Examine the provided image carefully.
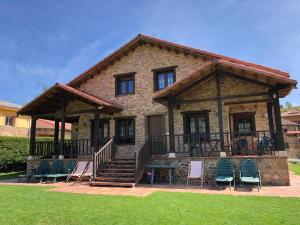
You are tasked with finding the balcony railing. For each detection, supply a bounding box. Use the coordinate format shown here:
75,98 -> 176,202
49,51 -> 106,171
149,131 -> 277,157
32,138 -> 109,159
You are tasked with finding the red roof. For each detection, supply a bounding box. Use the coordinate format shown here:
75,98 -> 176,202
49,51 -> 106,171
18,83 -> 123,115
67,34 -> 292,87
37,119 -> 71,130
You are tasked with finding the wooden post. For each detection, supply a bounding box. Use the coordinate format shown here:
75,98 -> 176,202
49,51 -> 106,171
168,98 -> 175,152
59,98 -> 66,159
272,90 -> 284,150
29,116 -> 37,157
216,73 -> 224,150
54,119 -> 59,154
267,92 -> 275,141
93,110 -> 100,152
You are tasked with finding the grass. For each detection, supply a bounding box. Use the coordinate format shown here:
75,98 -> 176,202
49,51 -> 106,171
289,163 -> 300,175
0,185 -> 299,225
0,171 -> 25,180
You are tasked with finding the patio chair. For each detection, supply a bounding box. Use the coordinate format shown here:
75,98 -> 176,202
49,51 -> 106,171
240,159 -> 262,191
78,161 -> 93,182
187,161 -> 205,188
66,160 -> 89,182
215,159 -> 235,189
32,160 -> 50,182
45,160 -> 77,183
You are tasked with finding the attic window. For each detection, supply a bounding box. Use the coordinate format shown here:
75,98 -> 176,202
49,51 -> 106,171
115,73 -> 135,96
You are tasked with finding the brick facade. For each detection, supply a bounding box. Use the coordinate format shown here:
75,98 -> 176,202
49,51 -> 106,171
63,44 -> 271,158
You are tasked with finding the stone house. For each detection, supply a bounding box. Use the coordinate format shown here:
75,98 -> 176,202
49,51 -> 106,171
18,34 -> 297,187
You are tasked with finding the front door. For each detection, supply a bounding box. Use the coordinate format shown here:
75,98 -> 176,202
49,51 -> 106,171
148,115 -> 165,153
148,115 -> 164,137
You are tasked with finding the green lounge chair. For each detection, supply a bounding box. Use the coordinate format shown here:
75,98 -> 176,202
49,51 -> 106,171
32,160 -> 50,182
215,159 -> 235,189
45,160 -> 77,183
240,159 -> 262,191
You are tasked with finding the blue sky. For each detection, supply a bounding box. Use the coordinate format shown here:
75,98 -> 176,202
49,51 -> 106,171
0,0 -> 299,106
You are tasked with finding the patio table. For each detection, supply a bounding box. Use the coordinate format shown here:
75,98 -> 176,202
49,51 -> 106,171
147,163 -> 178,185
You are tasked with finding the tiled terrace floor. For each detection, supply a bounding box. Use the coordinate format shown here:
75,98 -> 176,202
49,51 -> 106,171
1,172 -> 300,198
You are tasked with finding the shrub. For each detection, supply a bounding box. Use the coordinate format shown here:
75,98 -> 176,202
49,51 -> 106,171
0,136 -> 52,171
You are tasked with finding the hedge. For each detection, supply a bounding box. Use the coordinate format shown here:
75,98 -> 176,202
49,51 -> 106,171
0,136 -> 52,171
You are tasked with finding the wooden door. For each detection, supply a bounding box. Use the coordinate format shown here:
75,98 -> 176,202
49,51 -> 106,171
148,115 -> 164,137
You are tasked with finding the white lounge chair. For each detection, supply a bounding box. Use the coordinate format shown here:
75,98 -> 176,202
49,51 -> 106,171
78,161 -> 93,182
187,161 -> 205,188
66,161 -> 89,182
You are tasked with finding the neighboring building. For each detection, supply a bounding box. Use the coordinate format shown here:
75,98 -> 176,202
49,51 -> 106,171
18,34 -> 297,186
281,108 -> 300,125
36,119 -> 71,137
0,100 -> 30,137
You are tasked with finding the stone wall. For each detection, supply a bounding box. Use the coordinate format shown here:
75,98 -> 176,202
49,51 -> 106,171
68,44 -> 272,159
148,155 -> 290,186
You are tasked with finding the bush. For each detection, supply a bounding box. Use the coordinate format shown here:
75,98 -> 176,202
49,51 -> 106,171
0,136 -> 52,171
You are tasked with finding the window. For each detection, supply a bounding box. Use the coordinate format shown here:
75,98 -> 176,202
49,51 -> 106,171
5,116 -> 14,126
90,119 -> 110,140
153,66 -> 176,91
115,118 -> 135,144
115,73 -> 135,96
232,113 -> 256,135
183,111 -> 210,141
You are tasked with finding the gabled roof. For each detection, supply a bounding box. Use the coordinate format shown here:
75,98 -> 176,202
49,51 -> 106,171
152,59 -> 297,100
67,34 -> 292,87
18,83 -> 123,115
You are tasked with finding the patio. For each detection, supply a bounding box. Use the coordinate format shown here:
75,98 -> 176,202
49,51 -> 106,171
1,172 -> 299,198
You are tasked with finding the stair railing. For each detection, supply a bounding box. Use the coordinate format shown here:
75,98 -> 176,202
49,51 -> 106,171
93,138 -> 115,181
134,137 -> 151,184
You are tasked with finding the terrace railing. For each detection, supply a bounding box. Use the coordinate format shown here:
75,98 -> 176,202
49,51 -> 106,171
135,137 -> 151,184
93,138 -> 115,180
33,138 -> 109,159
149,131 -> 276,157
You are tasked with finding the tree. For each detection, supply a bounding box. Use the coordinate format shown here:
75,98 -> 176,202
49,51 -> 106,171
285,101 -> 292,108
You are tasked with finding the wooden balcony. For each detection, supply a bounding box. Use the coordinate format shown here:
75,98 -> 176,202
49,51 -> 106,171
149,131 -> 277,157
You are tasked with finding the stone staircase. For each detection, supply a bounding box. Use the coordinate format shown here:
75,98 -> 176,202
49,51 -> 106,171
90,158 -> 135,188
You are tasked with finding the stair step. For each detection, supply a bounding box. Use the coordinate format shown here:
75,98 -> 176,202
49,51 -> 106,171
103,168 -> 135,173
98,172 -> 135,177
90,181 -> 134,188
105,164 -> 135,169
109,160 -> 135,165
95,177 -> 135,182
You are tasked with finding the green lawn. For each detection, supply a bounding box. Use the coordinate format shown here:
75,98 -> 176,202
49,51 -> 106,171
0,171 -> 25,180
0,185 -> 299,225
289,163 -> 300,175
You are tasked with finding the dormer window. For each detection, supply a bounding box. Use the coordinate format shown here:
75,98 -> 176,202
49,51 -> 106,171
152,66 -> 176,91
115,72 -> 135,96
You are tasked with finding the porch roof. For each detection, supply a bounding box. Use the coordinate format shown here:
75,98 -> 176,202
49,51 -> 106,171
152,60 -> 297,100
18,83 -> 123,115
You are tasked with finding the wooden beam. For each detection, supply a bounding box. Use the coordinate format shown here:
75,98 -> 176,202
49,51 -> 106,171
168,98 -> 175,152
29,117 -> 37,156
34,108 -> 99,118
224,98 -> 269,105
176,92 -> 268,104
272,90 -> 284,150
216,73 -> 224,149
173,73 -> 214,98
266,93 -> 275,141
224,72 -> 276,88
59,97 -> 66,156
93,110 -> 100,152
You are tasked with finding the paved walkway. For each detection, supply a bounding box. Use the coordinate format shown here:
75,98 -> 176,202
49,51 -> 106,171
1,172 -> 300,198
